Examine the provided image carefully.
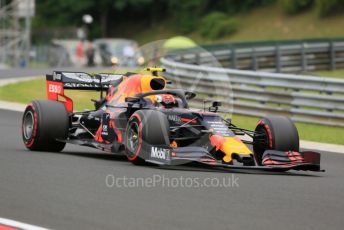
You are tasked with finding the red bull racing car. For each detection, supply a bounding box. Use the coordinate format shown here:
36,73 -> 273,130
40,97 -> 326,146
21,67 -> 322,172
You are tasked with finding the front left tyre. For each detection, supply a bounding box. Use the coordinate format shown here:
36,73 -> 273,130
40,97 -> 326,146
125,110 -> 170,165
22,100 -> 69,152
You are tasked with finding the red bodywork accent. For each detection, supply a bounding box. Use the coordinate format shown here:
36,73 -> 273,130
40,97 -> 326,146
199,157 -> 217,164
209,135 -> 225,151
0,224 -> 19,230
287,151 -> 303,162
94,109 -> 123,144
180,117 -> 197,124
94,124 -> 104,143
262,151 -> 317,167
108,75 -> 142,104
108,109 -> 123,143
302,151 -> 321,165
105,85 -> 116,101
46,80 -> 73,112
262,159 -> 280,166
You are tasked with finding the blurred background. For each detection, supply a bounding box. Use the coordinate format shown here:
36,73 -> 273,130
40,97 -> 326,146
1,0 -> 344,69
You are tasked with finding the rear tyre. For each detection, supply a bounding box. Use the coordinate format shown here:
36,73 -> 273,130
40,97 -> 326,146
125,110 -> 170,165
22,100 -> 69,152
253,116 -> 299,164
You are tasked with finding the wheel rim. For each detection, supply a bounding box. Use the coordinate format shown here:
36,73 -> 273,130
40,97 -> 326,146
23,111 -> 34,140
254,127 -> 269,150
253,126 -> 270,164
127,122 -> 140,155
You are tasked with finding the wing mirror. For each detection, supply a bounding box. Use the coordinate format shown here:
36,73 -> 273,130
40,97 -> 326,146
185,91 -> 196,100
209,101 -> 222,112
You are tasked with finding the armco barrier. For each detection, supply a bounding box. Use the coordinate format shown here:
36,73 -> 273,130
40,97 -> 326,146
170,40 -> 344,73
161,56 -> 344,127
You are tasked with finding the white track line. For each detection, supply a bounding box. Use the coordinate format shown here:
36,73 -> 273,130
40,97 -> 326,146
0,101 -> 26,112
0,76 -> 40,87
300,140 -> 344,154
0,217 -> 50,230
0,76 -> 40,112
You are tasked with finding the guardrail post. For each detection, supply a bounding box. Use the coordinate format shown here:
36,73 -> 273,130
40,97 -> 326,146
180,54 -> 185,63
330,41 -> 336,70
231,47 -> 237,69
252,48 -> 258,71
301,43 -> 307,72
325,89 -> 334,112
275,45 -> 282,73
195,53 -> 200,65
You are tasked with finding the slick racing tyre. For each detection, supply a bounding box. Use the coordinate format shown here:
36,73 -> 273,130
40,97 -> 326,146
125,110 -> 170,165
22,100 -> 69,152
253,116 -> 299,164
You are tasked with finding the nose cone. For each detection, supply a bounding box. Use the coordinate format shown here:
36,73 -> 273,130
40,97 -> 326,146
210,135 -> 252,163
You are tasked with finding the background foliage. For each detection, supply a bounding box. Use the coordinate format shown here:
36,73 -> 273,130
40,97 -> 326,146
32,0 -> 344,42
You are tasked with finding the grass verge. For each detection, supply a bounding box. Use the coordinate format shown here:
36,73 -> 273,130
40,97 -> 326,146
231,114 -> 344,145
132,4 -> 344,45
314,70 -> 344,79
1,78 -> 343,145
0,78 -> 100,112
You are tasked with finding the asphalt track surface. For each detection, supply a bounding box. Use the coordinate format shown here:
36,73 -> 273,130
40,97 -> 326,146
1,108 -> 344,230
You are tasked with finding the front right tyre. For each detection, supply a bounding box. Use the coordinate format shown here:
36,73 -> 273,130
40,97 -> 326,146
253,116 -> 299,164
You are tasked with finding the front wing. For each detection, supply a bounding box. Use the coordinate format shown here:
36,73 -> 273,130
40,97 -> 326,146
144,146 -> 323,172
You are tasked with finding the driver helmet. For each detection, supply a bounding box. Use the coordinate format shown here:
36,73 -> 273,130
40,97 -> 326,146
156,94 -> 177,108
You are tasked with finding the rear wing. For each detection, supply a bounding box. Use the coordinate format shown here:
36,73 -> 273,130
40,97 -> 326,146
46,71 -> 123,112
46,71 -> 123,90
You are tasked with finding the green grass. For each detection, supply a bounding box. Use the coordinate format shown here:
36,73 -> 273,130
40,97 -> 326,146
314,69 -> 344,79
219,4 -> 344,43
232,114 -> 344,145
1,78 -> 343,145
131,4 -> 344,45
0,78 -> 99,111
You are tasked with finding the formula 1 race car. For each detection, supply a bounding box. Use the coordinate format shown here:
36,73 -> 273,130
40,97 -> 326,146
21,67 -> 322,172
